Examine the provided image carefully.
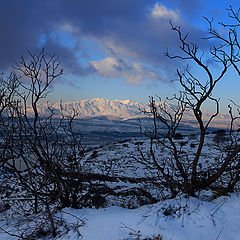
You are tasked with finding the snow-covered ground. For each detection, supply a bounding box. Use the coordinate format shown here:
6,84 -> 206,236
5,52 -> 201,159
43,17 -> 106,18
58,193 -> 240,240
1,193 -> 240,239
0,131 -> 240,239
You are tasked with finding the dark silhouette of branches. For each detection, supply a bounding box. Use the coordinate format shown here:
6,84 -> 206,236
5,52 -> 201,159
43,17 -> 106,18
138,6 -> 240,197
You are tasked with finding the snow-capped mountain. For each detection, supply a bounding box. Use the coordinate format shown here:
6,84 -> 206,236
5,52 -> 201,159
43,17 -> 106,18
29,98 -> 148,120
26,98 -> 236,128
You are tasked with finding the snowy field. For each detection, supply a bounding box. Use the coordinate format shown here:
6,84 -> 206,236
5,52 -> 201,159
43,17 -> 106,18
57,193 -> 240,240
0,131 -> 240,239
1,193 -> 240,240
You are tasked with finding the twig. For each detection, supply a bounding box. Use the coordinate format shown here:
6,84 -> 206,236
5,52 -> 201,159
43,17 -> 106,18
120,221 -> 138,233
211,197 -> 228,216
60,210 -> 85,224
0,225 -> 28,240
215,227 -> 224,240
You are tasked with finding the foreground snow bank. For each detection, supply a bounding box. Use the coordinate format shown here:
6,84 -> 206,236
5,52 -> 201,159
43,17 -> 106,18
1,193 -> 240,239
57,193 -> 240,240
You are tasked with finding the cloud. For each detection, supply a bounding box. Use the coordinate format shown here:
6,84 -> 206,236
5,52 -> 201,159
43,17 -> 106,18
0,0 -> 213,85
150,3 -> 180,22
159,0 -> 207,17
41,36 -> 95,76
91,57 -> 163,84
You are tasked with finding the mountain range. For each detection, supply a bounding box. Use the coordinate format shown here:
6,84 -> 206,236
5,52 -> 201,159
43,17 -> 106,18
27,98 -> 235,128
29,98 -> 147,120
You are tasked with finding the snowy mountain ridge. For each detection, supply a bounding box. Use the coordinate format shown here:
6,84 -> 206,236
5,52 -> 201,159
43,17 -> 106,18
28,98 -> 148,120
26,98 -> 235,128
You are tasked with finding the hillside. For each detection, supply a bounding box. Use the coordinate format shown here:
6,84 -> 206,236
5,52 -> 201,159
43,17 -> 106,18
1,133 -> 240,239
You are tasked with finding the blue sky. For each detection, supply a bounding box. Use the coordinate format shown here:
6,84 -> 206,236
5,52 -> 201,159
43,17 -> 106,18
1,0 -> 240,112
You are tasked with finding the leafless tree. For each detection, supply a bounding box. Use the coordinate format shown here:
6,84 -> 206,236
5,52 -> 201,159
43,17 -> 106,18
0,50 -> 92,236
138,6 -> 240,198
0,50 -> 157,222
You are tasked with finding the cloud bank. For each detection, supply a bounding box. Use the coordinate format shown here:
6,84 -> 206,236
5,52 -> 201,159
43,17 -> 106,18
0,0 -> 213,85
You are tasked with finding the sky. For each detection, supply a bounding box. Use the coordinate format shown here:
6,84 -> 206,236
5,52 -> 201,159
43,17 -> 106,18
1,0 -> 240,112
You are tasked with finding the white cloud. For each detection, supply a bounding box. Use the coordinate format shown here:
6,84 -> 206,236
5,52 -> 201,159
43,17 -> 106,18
91,57 -> 163,85
60,23 -> 78,33
150,3 -> 180,22
91,57 -> 119,78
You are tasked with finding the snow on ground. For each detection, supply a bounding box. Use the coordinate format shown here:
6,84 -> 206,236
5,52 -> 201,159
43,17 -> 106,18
1,193 -> 240,239
54,193 -> 240,240
1,132 -> 240,239
54,194 -> 240,240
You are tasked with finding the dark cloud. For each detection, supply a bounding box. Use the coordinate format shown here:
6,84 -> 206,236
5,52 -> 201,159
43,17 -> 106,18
42,36 -> 95,76
0,0 -> 214,83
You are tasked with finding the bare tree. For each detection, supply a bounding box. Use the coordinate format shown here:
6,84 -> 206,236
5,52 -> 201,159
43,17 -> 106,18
138,7 -> 240,198
0,49 -> 157,216
0,50 -> 92,236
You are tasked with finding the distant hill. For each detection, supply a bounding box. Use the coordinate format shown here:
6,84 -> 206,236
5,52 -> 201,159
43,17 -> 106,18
27,98 -> 148,120
26,98 -> 235,128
